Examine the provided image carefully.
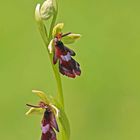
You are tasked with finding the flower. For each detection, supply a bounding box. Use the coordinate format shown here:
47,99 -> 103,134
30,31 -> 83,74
26,90 -> 59,140
49,23 -> 81,78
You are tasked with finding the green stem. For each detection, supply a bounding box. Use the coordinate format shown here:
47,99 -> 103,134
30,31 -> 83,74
48,54 -> 64,108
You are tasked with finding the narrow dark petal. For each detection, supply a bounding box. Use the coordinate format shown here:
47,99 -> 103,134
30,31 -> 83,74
61,32 -> 72,37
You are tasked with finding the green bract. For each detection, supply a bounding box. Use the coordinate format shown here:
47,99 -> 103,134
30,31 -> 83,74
52,23 -> 64,37
62,33 -> 81,44
58,108 -> 70,139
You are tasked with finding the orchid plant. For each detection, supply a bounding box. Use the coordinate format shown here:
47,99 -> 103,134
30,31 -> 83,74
26,0 -> 81,140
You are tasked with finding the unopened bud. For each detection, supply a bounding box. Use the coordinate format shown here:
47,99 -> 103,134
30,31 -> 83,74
40,0 -> 55,20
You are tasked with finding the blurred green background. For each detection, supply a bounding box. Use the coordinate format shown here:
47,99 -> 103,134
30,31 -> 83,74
0,0 -> 140,140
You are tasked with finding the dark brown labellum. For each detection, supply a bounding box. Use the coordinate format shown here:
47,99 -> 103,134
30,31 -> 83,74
53,34 -> 81,78
41,109 -> 59,140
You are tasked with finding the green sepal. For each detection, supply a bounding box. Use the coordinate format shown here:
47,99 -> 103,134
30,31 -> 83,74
48,39 -> 54,54
32,90 -> 50,104
62,33 -> 81,44
25,107 -> 44,116
52,23 -> 64,37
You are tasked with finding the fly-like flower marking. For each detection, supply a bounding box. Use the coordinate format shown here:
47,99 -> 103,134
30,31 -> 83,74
26,101 -> 59,140
41,103 -> 59,140
53,33 -> 81,78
